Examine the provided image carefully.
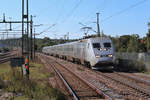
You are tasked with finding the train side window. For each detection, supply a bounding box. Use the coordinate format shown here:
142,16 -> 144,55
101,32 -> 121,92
88,43 -> 90,48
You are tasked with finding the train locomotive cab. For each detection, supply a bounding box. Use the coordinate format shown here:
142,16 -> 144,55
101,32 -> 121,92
89,37 -> 115,69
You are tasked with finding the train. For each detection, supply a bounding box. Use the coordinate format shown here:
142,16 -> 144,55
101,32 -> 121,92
42,37 -> 115,69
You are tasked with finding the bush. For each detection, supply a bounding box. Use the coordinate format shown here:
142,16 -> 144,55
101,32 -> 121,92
117,59 -> 146,72
2,47 -> 9,52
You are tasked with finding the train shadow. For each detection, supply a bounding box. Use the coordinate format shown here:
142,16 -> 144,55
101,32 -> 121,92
96,69 -> 114,73
93,63 -> 144,73
95,68 -> 140,73
92,66 -> 114,73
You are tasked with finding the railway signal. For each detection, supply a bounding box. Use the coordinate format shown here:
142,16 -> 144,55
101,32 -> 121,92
25,56 -> 30,79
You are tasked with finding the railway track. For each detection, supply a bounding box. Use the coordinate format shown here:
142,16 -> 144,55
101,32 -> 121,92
95,71 -> 150,100
0,52 -> 16,64
122,72 -> 150,83
39,55 -> 72,100
113,72 -> 150,88
40,54 -> 113,100
40,53 -> 150,100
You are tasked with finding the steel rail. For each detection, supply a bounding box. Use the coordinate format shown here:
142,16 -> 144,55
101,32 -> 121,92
0,54 -> 16,63
114,72 -> 150,86
52,64 -> 79,100
41,54 -> 113,100
43,56 -> 79,100
40,53 -> 150,99
0,50 -> 17,56
55,60 -> 113,100
96,71 -> 150,98
0,52 -> 11,56
0,54 -> 15,58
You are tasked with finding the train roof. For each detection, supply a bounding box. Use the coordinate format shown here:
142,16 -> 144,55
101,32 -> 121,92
43,37 -> 112,48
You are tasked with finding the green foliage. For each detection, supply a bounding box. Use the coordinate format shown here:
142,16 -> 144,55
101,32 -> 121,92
112,34 -> 148,52
127,34 -> 139,52
138,39 -> 147,52
2,47 -> 10,52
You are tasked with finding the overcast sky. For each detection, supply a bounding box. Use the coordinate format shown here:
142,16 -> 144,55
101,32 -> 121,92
0,0 -> 150,39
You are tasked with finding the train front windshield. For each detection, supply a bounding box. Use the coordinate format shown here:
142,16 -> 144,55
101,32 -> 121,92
103,43 -> 111,48
93,43 -> 101,48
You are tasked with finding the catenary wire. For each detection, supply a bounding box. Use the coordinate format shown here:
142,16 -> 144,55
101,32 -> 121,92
101,0 -> 149,23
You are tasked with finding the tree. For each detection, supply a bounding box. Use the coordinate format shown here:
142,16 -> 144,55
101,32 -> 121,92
118,35 -> 131,52
127,34 -> 139,52
138,38 -> 147,52
42,37 -> 50,43
112,36 -> 120,52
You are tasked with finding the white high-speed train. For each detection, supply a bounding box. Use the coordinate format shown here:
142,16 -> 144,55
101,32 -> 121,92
42,37 -> 115,69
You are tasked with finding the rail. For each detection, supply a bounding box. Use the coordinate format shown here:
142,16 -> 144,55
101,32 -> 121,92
54,58 -> 113,100
0,52 -> 17,64
114,72 -> 150,86
41,54 -> 113,100
52,64 -> 79,100
41,55 -> 79,100
96,71 -> 150,99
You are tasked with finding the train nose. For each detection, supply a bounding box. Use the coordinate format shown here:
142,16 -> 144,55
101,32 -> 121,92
95,54 -> 114,62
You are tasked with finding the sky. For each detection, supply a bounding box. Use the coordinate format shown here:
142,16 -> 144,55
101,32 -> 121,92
0,0 -> 150,39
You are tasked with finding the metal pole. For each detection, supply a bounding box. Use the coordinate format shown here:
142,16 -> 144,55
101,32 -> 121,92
30,15 -> 33,60
34,28 -> 35,59
21,0 -> 24,77
96,13 -> 100,37
22,0 -> 24,56
26,0 -> 29,59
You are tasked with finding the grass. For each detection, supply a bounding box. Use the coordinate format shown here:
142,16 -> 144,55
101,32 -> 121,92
30,61 -> 48,79
143,71 -> 150,75
14,96 -> 29,100
0,60 -> 67,100
0,62 -> 11,75
29,61 -> 55,81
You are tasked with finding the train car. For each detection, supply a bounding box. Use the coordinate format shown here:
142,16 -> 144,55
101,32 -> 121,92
42,37 -> 115,69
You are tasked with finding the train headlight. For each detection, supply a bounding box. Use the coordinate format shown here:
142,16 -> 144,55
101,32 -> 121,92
95,55 -> 100,58
104,48 -> 107,51
108,54 -> 113,58
99,48 -> 102,51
